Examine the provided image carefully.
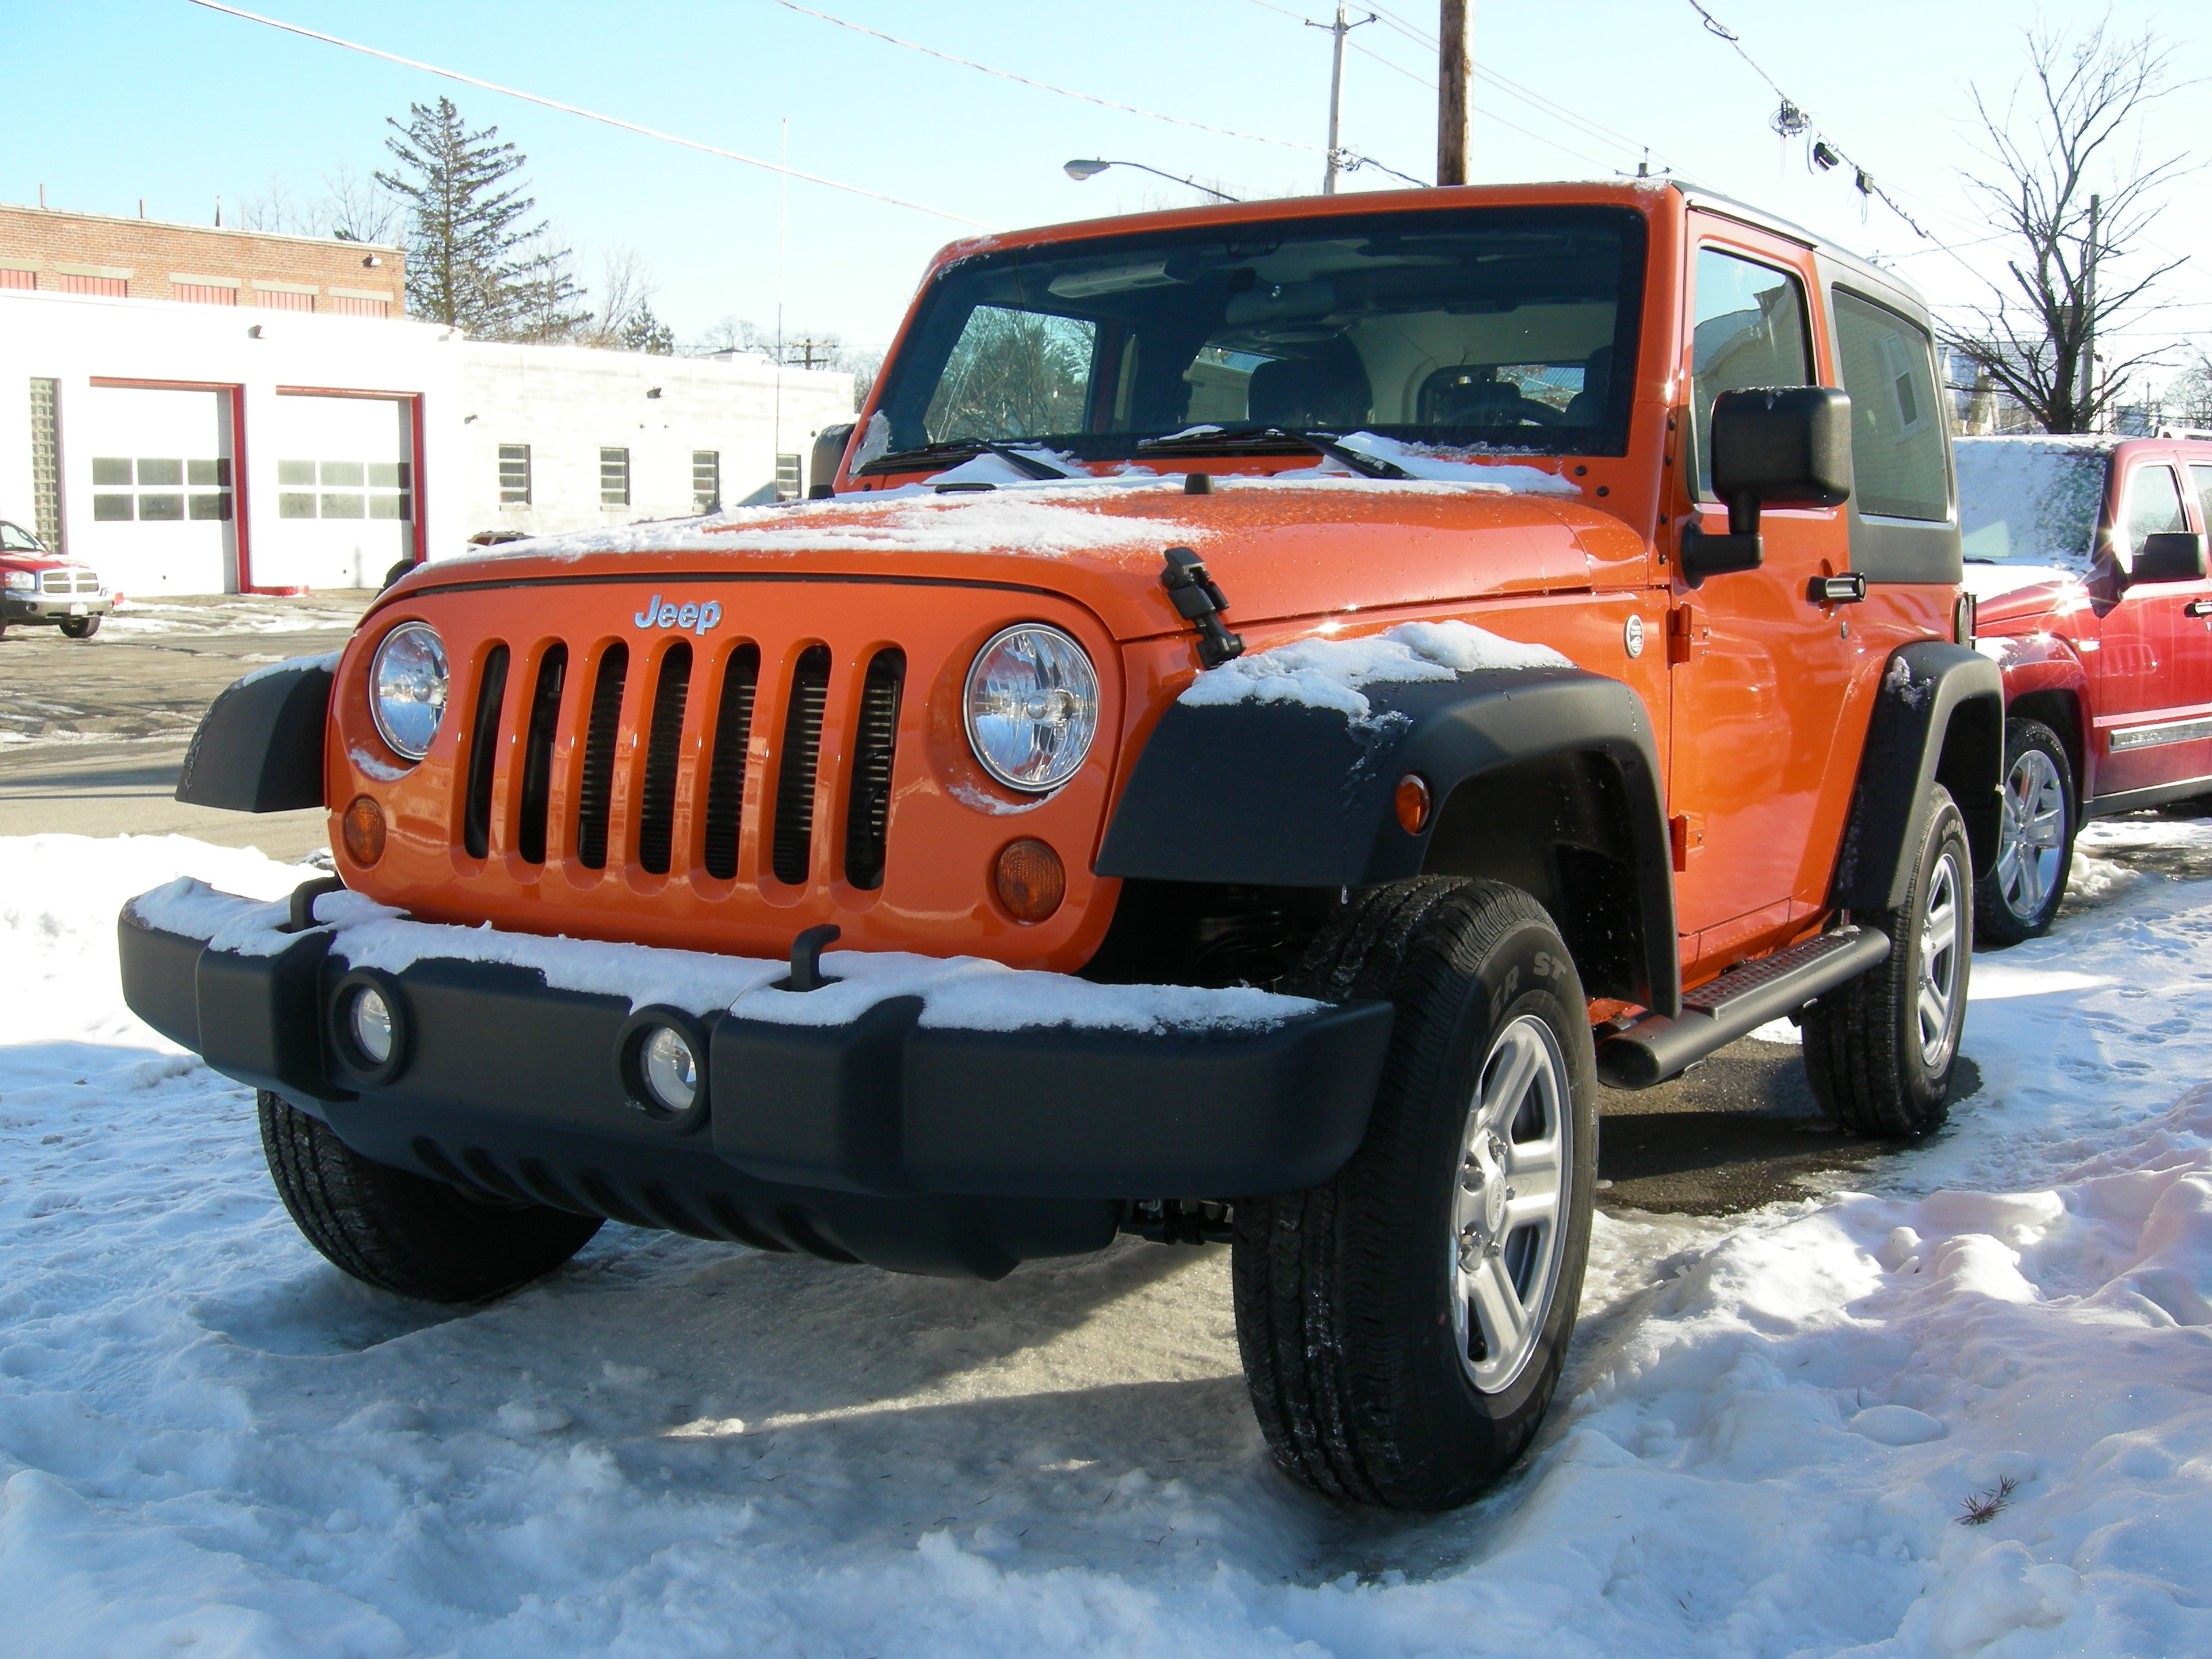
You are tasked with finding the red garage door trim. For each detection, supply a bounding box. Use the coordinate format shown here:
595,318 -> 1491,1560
274,387 -> 428,570
85,377 -> 260,593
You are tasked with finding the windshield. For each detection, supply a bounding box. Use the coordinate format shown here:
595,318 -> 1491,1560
867,204 -> 1646,470
0,520 -> 43,553
1954,440 -> 2108,571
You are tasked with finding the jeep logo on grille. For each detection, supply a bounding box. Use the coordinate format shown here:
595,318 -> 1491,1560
633,594 -> 722,636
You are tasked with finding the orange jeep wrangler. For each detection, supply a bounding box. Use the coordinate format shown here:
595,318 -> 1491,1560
121,181 -> 1999,1511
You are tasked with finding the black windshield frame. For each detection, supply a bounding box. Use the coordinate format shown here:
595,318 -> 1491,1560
868,203 -> 1648,470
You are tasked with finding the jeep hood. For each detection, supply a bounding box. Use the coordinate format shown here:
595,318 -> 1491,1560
400,477 -> 1647,640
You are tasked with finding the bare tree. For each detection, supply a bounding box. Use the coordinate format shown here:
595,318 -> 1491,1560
1939,18 -> 2191,434
2169,358 -> 2212,430
321,160 -> 400,245
234,173 -> 306,234
685,317 -> 884,408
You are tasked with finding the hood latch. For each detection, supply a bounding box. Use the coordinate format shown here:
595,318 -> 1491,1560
1160,546 -> 1244,670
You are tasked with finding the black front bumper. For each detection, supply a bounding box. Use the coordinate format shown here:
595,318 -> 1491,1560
119,889 -> 1393,1278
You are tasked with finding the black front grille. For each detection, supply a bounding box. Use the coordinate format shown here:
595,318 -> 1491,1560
516,645 -> 567,865
574,644 -> 629,869
636,644 -> 692,876
700,644 -> 760,881
771,647 -> 832,884
462,644 -> 510,860
844,649 -> 905,890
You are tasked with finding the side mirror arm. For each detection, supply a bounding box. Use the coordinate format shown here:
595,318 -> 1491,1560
1679,491 -> 1764,590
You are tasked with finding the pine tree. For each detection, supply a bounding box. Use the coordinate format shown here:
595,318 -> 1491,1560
619,303 -> 675,355
375,97 -> 571,338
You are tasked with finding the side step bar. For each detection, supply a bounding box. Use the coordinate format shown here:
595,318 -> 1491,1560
1595,926 -> 1891,1090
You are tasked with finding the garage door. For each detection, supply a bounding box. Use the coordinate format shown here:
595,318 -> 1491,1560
256,392 -> 415,592
75,384 -> 237,597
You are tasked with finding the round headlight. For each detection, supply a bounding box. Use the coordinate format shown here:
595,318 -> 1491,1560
370,621 -> 448,761
963,624 -> 1099,792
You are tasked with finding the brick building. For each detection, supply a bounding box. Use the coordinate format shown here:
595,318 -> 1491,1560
0,203 -> 403,319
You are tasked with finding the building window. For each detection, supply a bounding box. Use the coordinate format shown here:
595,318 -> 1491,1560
173,283 -> 238,306
498,445 -> 531,506
2,268 -> 38,292
775,453 -> 802,501
600,447 -> 630,507
91,456 -> 232,524
692,450 -> 720,514
276,458 -> 406,520
326,295 -> 390,319
58,274 -> 127,297
256,289 -> 316,312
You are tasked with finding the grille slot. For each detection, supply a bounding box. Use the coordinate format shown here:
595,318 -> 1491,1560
844,649 -> 905,890
516,645 -> 567,865
636,644 -> 692,874
575,643 -> 629,869
700,644 -> 760,880
771,646 -> 832,884
462,644 -> 510,859
41,571 -> 68,594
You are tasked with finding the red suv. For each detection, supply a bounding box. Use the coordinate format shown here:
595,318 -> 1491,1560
0,519 -> 115,640
1960,434 -> 2212,941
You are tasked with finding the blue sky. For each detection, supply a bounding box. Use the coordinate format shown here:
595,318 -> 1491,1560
5,1 -> 2204,375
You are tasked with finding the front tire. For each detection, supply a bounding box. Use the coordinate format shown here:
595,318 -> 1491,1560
259,1090 -> 602,1303
1232,879 -> 1597,1511
1974,716 -> 2074,945
1804,787 -> 1972,1136
58,615 -> 100,638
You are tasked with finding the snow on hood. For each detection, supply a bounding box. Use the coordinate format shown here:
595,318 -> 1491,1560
126,878 -> 1318,1035
1180,618 -> 1572,724
235,650 -> 340,688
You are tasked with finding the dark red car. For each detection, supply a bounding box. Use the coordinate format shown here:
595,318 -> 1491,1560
0,519 -> 115,639
1960,434 -> 2212,941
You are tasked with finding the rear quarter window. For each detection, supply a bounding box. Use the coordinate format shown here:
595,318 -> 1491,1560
1832,289 -> 1947,522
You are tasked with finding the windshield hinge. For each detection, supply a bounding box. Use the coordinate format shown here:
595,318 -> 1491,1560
1160,546 -> 1245,670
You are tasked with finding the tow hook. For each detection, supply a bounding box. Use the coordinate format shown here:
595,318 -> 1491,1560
1160,546 -> 1245,669
781,924 -> 842,992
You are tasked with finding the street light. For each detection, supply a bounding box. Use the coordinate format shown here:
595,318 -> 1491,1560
1063,159 -> 1240,203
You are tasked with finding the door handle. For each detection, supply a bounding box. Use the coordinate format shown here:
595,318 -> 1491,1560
1807,573 -> 1868,605
2188,600 -> 2212,617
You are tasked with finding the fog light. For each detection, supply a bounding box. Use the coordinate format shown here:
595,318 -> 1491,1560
994,838 -> 1065,923
349,985 -> 394,1065
1394,773 -> 1433,834
342,795 -> 386,865
639,1024 -> 699,1113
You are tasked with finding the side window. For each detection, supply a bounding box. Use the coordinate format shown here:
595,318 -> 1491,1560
2191,465 -> 2212,536
2121,465 -> 2187,562
924,305 -> 1096,443
1832,289 -> 1948,523
1689,248 -> 1813,499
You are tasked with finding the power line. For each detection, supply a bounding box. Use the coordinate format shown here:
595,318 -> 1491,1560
181,0 -> 996,228
775,0 -> 1323,152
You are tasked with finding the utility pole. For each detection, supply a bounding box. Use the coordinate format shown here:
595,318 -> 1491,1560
1438,0 -> 1473,186
1308,6 -> 1374,194
2081,192 -> 2100,434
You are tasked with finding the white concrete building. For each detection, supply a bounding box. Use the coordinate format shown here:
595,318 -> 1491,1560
0,287 -> 851,597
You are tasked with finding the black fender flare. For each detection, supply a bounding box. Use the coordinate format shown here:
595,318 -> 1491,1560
1097,667 -> 1679,1015
174,658 -> 334,813
1830,640 -> 2003,912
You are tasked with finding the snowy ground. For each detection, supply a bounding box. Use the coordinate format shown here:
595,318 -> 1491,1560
3,821 -> 2211,1657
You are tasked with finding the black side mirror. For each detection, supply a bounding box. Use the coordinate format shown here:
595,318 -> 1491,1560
2131,531 -> 2209,584
1680,386 -> 1854,588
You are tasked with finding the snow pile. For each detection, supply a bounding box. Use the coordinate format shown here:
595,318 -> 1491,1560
129,877 -> 1319,1034
102,595 -> 368,636
1956,436 -> 2110,571
5,821 -> 2212,1654
1181,617 -> 1572,723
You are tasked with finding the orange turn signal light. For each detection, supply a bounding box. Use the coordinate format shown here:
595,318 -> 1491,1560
1394,773 -> 1433,834
342,795 -> 387,866
994,838 -> 1065,924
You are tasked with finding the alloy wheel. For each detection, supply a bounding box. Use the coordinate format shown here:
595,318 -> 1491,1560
1450,1014 -> 1573,1393
1993,747 -> 2066,923
1916,849 -> 1965,1069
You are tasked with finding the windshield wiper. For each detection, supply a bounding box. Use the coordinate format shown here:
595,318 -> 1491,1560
1136,426 -> 1413,480
855,438 -> 1078,480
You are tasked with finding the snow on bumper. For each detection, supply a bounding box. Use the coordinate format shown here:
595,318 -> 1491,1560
118,878 -> 1393,1210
